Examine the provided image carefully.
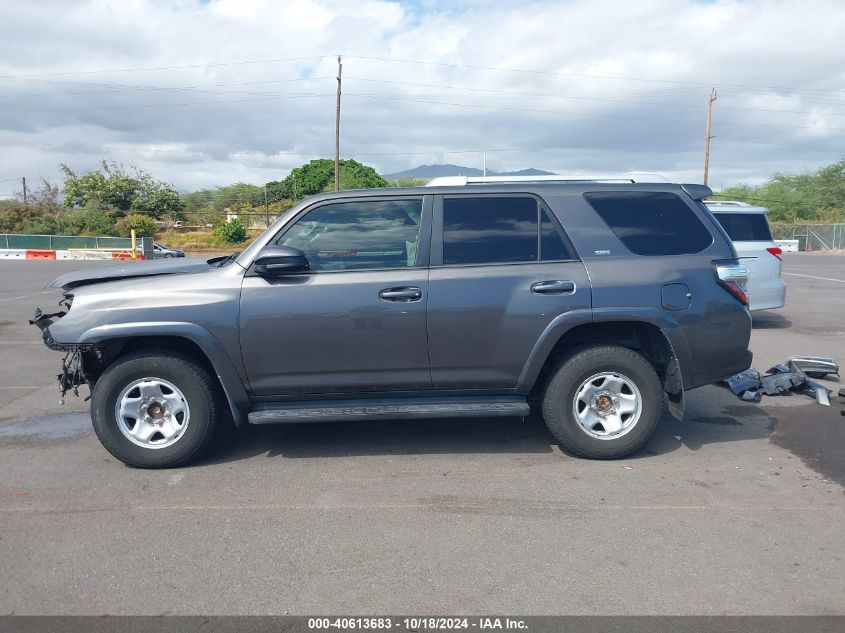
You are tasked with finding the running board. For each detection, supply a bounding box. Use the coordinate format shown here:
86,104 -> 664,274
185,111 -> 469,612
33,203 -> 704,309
247,397 -> 530,425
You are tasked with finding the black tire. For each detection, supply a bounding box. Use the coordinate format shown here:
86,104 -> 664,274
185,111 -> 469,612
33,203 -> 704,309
164,253 -> 174,258
541,345 -> 663,459
90,350 -> 220,468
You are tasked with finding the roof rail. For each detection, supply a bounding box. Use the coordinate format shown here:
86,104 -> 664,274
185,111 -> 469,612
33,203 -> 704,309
425,172 -> 670,187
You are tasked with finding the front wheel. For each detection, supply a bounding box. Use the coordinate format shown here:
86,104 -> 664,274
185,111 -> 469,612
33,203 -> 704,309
90,350 -> 220,468
541,345 -> 663,459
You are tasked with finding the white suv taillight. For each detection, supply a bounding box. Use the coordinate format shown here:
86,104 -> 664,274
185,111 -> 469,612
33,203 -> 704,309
715,263 -> 749,306
767,246 -> 783,260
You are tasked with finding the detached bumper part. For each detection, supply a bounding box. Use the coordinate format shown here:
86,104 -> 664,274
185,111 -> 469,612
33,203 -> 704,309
723,356 -> 835,406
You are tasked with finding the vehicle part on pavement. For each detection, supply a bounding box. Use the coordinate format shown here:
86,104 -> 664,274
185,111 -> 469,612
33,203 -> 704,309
785,355 -> 839,379
725,368 -> 761,397
33,179 -> 754,467
723,357 -> 835,406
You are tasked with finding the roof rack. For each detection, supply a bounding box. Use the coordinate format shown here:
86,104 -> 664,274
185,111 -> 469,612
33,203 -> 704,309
425,172 -> 670,187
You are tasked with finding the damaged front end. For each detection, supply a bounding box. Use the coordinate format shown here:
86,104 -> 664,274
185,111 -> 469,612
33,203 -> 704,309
30,297 -> 95,403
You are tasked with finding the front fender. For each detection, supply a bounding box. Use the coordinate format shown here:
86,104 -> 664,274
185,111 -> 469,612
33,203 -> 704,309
78,322 -> 250,425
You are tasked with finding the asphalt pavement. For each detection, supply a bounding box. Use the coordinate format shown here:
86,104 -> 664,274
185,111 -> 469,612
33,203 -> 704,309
0,253 -> 843,615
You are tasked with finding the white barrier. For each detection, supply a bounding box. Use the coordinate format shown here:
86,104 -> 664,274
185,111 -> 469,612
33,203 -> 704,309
776,239 -> 799,253
0,248 -> 145,261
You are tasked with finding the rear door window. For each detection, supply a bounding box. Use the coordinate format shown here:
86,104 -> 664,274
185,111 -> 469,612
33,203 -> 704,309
441,196 -> 576,265
583,191 -> 713,256
712,213 -> 773,242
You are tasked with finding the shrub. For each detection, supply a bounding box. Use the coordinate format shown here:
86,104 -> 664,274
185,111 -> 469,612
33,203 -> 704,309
116,213 -> 158,237
213,217 -> 247,245
54,208 -> 118,236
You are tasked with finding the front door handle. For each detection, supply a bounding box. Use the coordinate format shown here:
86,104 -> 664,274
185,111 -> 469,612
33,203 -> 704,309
531,280 -> 576,295
379,287 -> 423,302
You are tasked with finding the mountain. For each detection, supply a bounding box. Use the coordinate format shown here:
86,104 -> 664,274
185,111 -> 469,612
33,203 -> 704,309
383,164 -> 556,181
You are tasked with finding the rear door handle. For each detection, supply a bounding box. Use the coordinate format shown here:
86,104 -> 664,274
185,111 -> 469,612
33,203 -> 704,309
531,280 -> 576,295
379,287 -> 423,302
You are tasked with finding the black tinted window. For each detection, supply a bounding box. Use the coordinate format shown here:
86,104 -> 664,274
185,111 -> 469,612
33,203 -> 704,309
279,199 -> 422,271
713,212 -> 773,241
541,209 -> 574,260
443,196 -> 538,265
584,191 -> 712,256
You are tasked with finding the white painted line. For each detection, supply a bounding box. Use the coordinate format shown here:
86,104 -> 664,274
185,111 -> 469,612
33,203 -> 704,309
783,272 -> 845,283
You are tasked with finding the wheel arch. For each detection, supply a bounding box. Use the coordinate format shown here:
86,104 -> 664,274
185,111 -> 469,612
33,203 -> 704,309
519,315 -> 688,420
79,323 -> 249,427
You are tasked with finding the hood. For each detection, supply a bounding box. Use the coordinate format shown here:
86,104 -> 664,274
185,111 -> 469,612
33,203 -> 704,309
48,256 -> 228,290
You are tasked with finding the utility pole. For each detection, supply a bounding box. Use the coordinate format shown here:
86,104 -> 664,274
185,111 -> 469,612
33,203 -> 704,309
21,176 -> 28,207
263,184 -> 269,228
483,151 -> 487,177
703,88 -> 717,186
334,55 -> 342,192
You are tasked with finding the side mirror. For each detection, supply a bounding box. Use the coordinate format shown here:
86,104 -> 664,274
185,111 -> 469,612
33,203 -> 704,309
253,246 -> 309,276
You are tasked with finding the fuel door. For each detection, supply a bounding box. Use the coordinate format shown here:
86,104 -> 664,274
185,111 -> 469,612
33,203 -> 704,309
661,283 -> 692,311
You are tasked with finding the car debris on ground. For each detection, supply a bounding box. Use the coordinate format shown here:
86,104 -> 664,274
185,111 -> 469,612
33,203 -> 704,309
723,356 -> 839,406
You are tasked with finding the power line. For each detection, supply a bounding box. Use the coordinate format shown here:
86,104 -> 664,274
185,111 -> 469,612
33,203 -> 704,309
0,76 -> 335,99
345,55 -> 845,96
347,94 -> 845,133
0,55 -> 331,79
344,76 -> 845,117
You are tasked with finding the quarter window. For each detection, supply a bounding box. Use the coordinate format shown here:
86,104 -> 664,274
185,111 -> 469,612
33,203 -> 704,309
278,199 -> 423,271
584,191 -> 713,256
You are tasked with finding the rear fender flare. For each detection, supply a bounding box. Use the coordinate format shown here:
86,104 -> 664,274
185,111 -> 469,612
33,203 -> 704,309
516,308 -> 692,418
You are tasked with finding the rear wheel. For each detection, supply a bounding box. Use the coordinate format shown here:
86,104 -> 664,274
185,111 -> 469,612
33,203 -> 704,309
541,345 -> 663,459
91,350 -> 220,468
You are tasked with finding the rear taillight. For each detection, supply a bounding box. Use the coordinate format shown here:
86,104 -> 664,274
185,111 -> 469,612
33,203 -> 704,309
767,247 -> 782,260
715,262 -> 749,306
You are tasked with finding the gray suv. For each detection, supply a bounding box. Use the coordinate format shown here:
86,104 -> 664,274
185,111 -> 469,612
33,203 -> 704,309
32,179 -> 752,468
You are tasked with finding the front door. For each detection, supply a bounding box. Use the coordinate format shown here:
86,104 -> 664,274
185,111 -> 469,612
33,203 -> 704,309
239,195 -> 433,396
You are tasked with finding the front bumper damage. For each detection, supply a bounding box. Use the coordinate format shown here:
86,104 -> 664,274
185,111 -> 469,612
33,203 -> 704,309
30,306 -> 94,403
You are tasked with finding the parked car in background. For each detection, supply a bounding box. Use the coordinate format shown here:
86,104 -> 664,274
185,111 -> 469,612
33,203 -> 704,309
152,243 -> 185,259
706,201 -> 786,311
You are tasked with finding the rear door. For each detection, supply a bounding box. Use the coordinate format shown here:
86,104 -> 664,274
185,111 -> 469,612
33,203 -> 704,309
426,194 -> 591,391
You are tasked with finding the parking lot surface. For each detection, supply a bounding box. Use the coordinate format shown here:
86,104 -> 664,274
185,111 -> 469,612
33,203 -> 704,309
1,254 -> 843,615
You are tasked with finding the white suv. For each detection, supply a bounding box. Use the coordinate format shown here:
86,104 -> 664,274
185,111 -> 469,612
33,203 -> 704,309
706,201 -> 786,311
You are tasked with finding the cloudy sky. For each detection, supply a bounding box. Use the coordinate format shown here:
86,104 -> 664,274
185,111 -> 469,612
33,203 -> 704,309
1,0 -> 843,196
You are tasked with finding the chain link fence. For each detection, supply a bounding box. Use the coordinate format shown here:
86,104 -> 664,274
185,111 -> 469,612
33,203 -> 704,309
770,224 -> 845,251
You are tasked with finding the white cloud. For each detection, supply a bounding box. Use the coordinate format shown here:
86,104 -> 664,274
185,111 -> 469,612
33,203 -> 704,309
0,0 -> 843,195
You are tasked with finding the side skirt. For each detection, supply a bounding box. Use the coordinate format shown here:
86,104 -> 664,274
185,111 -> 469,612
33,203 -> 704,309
247,396 -> 530,425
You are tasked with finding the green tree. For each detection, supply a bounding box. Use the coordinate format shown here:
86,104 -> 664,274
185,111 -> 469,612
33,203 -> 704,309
61,160 -> 184,218
267,159 -> 388,201
54,206 -> 118,236
116,213 -> 159,237
716,159 -> 845,223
